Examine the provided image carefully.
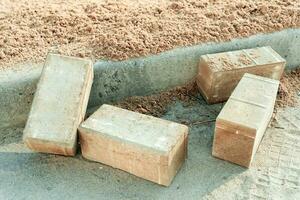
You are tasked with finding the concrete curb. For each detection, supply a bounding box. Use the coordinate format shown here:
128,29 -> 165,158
1,28 -> 300,128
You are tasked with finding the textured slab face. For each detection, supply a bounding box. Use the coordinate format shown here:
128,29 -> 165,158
246,46 -> 286,66
79,104 -> 188,186
218,74 -> 279,131
202,50 -> 256,71
80,104 -> 187,154
196,46 -> 285,103
23,54 -> 93,156
203,46 -> 285,72
229,74 -> 280,107
213,73 -> 279,167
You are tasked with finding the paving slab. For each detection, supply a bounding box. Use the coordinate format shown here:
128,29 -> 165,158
213,73 -> 279,167
79,104 -> 188,186
23,54 -> 93,156
196,46 -> 285,103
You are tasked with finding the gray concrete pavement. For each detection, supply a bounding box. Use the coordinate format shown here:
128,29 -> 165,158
0,95 -> 299,199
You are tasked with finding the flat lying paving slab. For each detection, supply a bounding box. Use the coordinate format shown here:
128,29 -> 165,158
79,104 -> 188,186
23,53 -> 93,156
212,73 -> 279,167
196,46 -> 285,104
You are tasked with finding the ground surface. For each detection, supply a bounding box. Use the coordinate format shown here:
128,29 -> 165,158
0,93 -> 299,200
0,0 -> 299,68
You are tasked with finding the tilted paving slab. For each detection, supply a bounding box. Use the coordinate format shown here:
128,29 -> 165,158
212,73 -> 279,167
78,104 -> 188,186
23,53 -> 93,156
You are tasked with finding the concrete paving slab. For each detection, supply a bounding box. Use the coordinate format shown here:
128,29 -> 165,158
79,104 -> 188,186
196,46 -> 285,103
23,54 -> 93,156
213,74 -> 279,167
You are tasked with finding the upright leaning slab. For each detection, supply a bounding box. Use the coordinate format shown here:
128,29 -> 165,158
212,73 -> 279,167
196,46 -> 285,104
79,104 -> 188,186
23,54 -> 93,156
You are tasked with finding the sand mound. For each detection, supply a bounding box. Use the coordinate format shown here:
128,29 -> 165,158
0,0 -> 299,68
277,68 -> 300,107
116,68 -> 300,116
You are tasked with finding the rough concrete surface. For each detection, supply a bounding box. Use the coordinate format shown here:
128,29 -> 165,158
0,94 -> 299,199
1,29 -> 300,128
91,29 -> 300,106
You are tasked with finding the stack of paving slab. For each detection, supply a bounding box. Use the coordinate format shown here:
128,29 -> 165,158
23,53 -> 188,186
196,46 -> 285,167
22,45 -> 285,187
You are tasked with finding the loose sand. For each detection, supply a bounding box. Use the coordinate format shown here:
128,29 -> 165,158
115,81 -> 199,118
277,68 -> 300,107
0,0 -> 299,68
116,68 -> 300,117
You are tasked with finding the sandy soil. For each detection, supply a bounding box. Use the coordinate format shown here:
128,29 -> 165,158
115,68 -> 300,117
115,81 -> 199,118
277,68 -> 300,107
0,0 -> 299,68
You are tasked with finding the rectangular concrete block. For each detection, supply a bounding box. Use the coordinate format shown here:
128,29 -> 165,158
196,46 -> 285,104
212,73 -> 279,167
23,53 -> 93,156
78,104 -> 188,186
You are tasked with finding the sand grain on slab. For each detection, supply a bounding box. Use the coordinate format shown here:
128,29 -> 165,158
277,68 -> 300,107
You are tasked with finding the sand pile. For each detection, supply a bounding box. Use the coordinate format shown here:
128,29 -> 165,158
0,0 -> 299,68
115,81 -> 199,118
116,68 -> 300,117
277,68 -> 300,107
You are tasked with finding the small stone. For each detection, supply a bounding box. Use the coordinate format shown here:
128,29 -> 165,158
0,51 -> 6,59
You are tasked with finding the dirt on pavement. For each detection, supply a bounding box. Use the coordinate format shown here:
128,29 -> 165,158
115,68 -> 300,117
